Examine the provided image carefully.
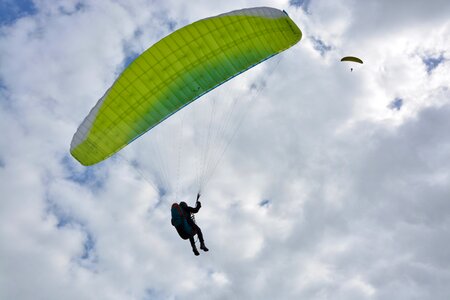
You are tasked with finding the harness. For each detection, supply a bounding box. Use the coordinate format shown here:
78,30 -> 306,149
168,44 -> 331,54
171,203 -> 197,239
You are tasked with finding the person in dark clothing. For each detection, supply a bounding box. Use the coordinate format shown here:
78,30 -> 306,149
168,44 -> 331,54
179,193 -> 209,256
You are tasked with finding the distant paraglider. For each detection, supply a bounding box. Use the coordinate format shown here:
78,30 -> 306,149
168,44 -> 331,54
341,56 -> 363,72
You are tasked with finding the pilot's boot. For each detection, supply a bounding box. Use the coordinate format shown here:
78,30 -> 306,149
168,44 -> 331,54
200,242 -> 209,252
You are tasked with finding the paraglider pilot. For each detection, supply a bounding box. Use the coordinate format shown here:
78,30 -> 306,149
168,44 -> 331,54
171,193 -> 209,256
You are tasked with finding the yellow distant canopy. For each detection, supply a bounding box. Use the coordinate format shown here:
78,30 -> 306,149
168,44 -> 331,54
341,56 -> 363,64
70,7 -> 302,166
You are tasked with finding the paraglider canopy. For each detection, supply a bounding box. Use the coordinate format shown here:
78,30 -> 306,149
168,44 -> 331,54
341,56 -> 363,64
70,6 -> 302,166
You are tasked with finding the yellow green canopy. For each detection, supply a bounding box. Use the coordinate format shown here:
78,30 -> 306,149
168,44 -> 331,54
71,7 -> 302,166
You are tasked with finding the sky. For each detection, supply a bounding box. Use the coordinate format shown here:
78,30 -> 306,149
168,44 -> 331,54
1,0 -> 450,299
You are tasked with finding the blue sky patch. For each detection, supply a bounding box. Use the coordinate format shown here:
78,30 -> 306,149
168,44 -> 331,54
81,231 -> 96,260
157,185 -> 167,198
311,37 -> 332,56
122,52 -> 140,70
290,0 -> 311,13
45,195 -> 98,268
167,20 -> 177,31
75,227 -> 98,271
259,199 -> 271,207
0,157 -> 5,168
143,288 -> 167,300
388,97 -> 403,111
58,1 -> 85,16
61,155 -> 106,190
422,54 -> 445,74
55,210 -> 74,228
0,79 -> 10,106
1,82 -> 19,113
44,192 -> 78,229
0,0 -> 37,26
120,29 -> 143,71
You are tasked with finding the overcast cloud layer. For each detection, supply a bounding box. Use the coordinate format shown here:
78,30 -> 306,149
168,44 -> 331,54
1,0 -> 450,299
